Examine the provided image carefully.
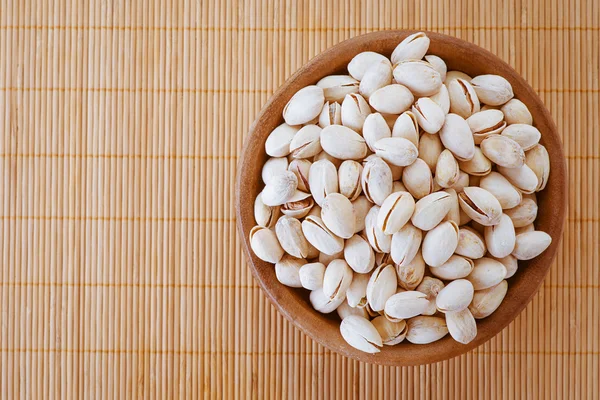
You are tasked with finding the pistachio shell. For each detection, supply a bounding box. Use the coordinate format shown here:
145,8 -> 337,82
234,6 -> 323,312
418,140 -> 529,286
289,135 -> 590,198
338,160 -> 363,201
359,60 -> 393,99
396,250 -> 425,290
466,257 -> 507,290
361,156 -> 393,206
416,277 -> 445,315
249,226 -> 285,264
384,291 -> 429,320
373,137 -> 419,167
392,111 -> 420,146
436,279 -> 474,312
367,264 -> 398,311
265,123 -> 299,157
526,144 -> 550,191
458,146 -> 492,176
254,192 -> 280,227
452,170 -> 470,193
480,134 -> 525,168
283,85 -> 325,125
501,99 -> 533,125
363,113 -> 392,152
371,316 -> 408,345
411,191 -> 453,231
301,215 -> 344,255
467,109 -> 507,144
402,158 -> 434,199
497,164 -> 538,194
340,316 -> 383,353
418,133 -> 444,172
341,93 -> 371,132
446,308 -> 477,344
348,51 -> 392,81
318,101 -> 342,127
412,97 -> 446,134
429,255 -> 475,280
493,255 -> 519,278
468,280 -> 508,319
288,156 -> 312,190
289,125 -> 323,159
455,227 -> 486,259
320,193 -> 356,239
321,125 -> 368,160
444,70 -> 472,84
470,74 -> 514,106
261,157 -> 289,185
389,219 -> 421,264
479,172 -> 522,210
377,191 -> 416,235
365,205 -> 392,253
337,301 -> 370,320
352,196 -> 372,233
261,171 -> 298,206
299,262 -> 326,290
310,287 -> 345,313
308,159 -> 339,206
422,221 -> 459,267
484,214 -> 516,258
275,216 -> 310,258
369,84 -> 414,114
501,124 -> 541,150
344,234 -> 376,274
448,78 -> 480,118
430,84 -> 451,114
275,255 -> 306,287
393,60 -> 443,97
316,75 -> 359,102
458,186 -> 503,226
323,259 -> 354,301
391,32 -> 430,63
512,231 -> 552,260
406,316 -> 449,344
346,273 -> 370,307
281,190 -> 314,219
435,149 -> 461,188
439,113 -> 475,161
424,55 -> 447,81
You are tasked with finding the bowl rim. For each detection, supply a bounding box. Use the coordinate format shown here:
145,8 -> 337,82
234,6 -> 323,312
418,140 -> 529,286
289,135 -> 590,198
235,30 -> 567,366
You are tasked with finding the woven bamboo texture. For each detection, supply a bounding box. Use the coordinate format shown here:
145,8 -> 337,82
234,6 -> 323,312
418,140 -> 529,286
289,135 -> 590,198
0,0 -> 598,398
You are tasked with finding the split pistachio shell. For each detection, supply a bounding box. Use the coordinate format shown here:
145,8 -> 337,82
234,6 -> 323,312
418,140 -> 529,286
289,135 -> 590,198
445,308 -> 477,344
392,111 -> 420,146
512,231 -> 552,260
470,74 -> 514,106
338,160 -> 363,201
384,291 -> 429,320
373,137 -> 419,167
265,123 -> 299,157
467,257 -> 507,290
283,85 -> 325,125
501,99 -> 533,125
439,113 -> 475,161
526,144 -> 550,191
346,273 -> 370,307
416,277 -> 445,315
365,206 -> 392,253
323,259 -> 354,301
448,78 -> 480,118
369,84 -> 414,114
396,250 -> 425,290
458,147 -> 492,176
344,234 -> 376,273
276,216 -> 310,258
412,97 -> 445,134
314,151 -> 342,168
411,191 -> 453,231
393,60 -> 443,97
391,222 -> 422,266
363,113 -> 392,152
406,316 -> 449,344
469,280 -> 508,319
275,255 -> 306,287
422,221 -> 459,267
452,170 -> 470,193
320,193 -> 356,239
290,125 -> 322,159
309,159 -> 339,206
424,55 -> 447,82
484,214 -> 516,258
255,192 -> 280,227
361,156 -> 393,206
430,255 -> 475,280
367,264 -> 398,311
455,227 -> 486,259
299,262 -> 326,290
281,190 -> 314,219
249,226 -> 284,263
319,101 -> 342,127
497,164 -> 538,194
352,196 -> 371,233
316,75 -> 359,102
372,316 -> 407,345
377,191 -> 416,234
480,134 -> 525,168
435,149 -> 461,188
429,84 -> 450,114
321,125 -> 368,160
301,215 -> 344,255
501,124 -> 541,150
391,32 -> 430,63
262,157 -> 289,184
479,172 -> 522,210
261,171 -> 298,206
310,287 -> 345,313
458,186 -> 503,226
419,133 -> 444,172
359,60 -> 393,99
445,70 -> 472,84
337,301 -> 369,320
402,158 -> 434,199
288,159 -> 311,193
493,255 -> 519,278
340,315 -> 383,353
348,51 -> 392,81
341,93 -> 371,132
467,109 -> 507,144
515,223 -> 535,235
436,279 -> 474,313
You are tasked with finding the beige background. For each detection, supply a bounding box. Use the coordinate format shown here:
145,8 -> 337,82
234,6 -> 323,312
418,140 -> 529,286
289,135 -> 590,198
0,0 -> 598,398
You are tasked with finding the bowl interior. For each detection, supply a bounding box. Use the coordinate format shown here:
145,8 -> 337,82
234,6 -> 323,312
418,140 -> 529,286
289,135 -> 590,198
236,30 -> 566,366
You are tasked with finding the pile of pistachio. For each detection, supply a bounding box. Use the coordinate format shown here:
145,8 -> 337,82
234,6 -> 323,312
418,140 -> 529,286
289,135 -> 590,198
250,32 -> 552,353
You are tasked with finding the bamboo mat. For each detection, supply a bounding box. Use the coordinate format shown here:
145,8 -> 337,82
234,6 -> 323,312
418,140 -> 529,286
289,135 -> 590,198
0,0 -> 598,398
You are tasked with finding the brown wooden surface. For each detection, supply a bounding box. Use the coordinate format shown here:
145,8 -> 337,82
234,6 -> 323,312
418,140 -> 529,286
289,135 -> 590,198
1,0 -> 599,398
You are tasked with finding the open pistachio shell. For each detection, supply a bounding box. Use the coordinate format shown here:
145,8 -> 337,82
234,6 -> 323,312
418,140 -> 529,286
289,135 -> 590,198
348,51 -> 391,81
458,186 -> 503,226
392,111 -> 420,146
372,316 -> 408,345
254,192 -> 280,228
448,78 -> 480,118
341,93 -> 371,132
391,223 -> 422,267
301,215 -> 344,255
308,159 -> 339,207
411,191 -> 453,231
359,60 -> 393,99
455,227 -> 486,259
405,316 -> 448,344
396,250 -> 426,290
525,144 -> 550,191
318,101 -> 342,128
361,156 -> 393,206
346,273 -> 370,308
458,146 -> 492,176
275,216 -> 310,258
391,32 -> 430,63
340,316 -> 383,353
435,149 -> 461,188
365,205 -> 392,253
377,191 -> 416,235
316,75 -> 359,102
480,134 -> 525,168
367,264 -> 398,311
416,277 -> 445,315
470,74 -> 514,106
469,280 -> 508,319
363,113 -> 392,152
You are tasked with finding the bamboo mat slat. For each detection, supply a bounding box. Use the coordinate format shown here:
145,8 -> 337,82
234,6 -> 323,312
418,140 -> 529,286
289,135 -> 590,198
0,0 -> 598,398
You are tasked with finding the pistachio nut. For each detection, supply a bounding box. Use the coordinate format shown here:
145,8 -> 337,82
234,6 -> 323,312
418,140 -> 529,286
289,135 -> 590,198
261,171 -> 298,206
412,97 -> 446,134
361,156 -> 393,206
275,255 -> 306,287
416,277 -> 445,315
422,220 -> 459,267
525,144 -> 550,191
512,231 -> 552,260
455,226 -> 486,259
261,156 -> 289,184
372,316 -> 408,345
444,188 -> 461,225
254,192 -> 280,227
448,78 -> 480,118
418,132 -> 444,171
352,196 -> 372,233
424,55 -> 447,82
301,215 -> 344,255
466,257 -> 507,290
429,83 -> 450,115
318,101 -> 342,128
514,223 -> 535,236
310,287 -> 345,313
384,291 -> 429,320
497,164 -> 538,194
363,113 -> 392,152
283,85 -> 325,125
484,214 -> 516,258
436,279 -> 474,313
359,60 -> 393,99
344,234 -> 376,273
249,226 -> 284,264
340,315 -> 383,353
308,159 -> 339,206
313,151 -> 342,168
281,190 -> 314,219
391,32 -> 430,63
337,301 -> 370,320
445,308 -> 477,344
457,148 -> 491,178
435,149 -> 461,188
478,171 -> 522,210
365,205 -> 392,253
429,254 -> 475,280
289,125 -> 322,159
402,158 -> 434,199
470,74 -> 514,106
288,159 -> 311,192
411,191 -> 453,231
318,250 -> 344,265
396,250 -> 425,290
377,191 -> 416,235
452,170 -> 470,193
369,84 -> 414,114
493,255 -> 519,278
406,316 -> 449,344
468,280 -> 508,319
501,124 -> 541,151
480,134 -> 525,168
439,113 -> 475,161
299,262 -> 326,290
275,216 -> 310,258
323,259 -> 354,302
316,75 -> 359,102
348,51 -> 392,81
321,125 -> 368,160
373,137 -> 419,167
337,160 -> 363,201
458,186 -> 503,226
346,273 -> 370,307
467,109 -> 507,144
501,98 -> 533,125
367,264 -> 398,311
341,93 -> 371,132
265,123 -> 299,157
393,60 -> 443,97
392,111 -> 420,146
444,70 -> 472,84
391,222 -> 422,267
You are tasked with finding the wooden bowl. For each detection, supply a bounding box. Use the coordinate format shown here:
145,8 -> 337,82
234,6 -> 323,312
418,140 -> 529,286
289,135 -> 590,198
235,30 -> 567,366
